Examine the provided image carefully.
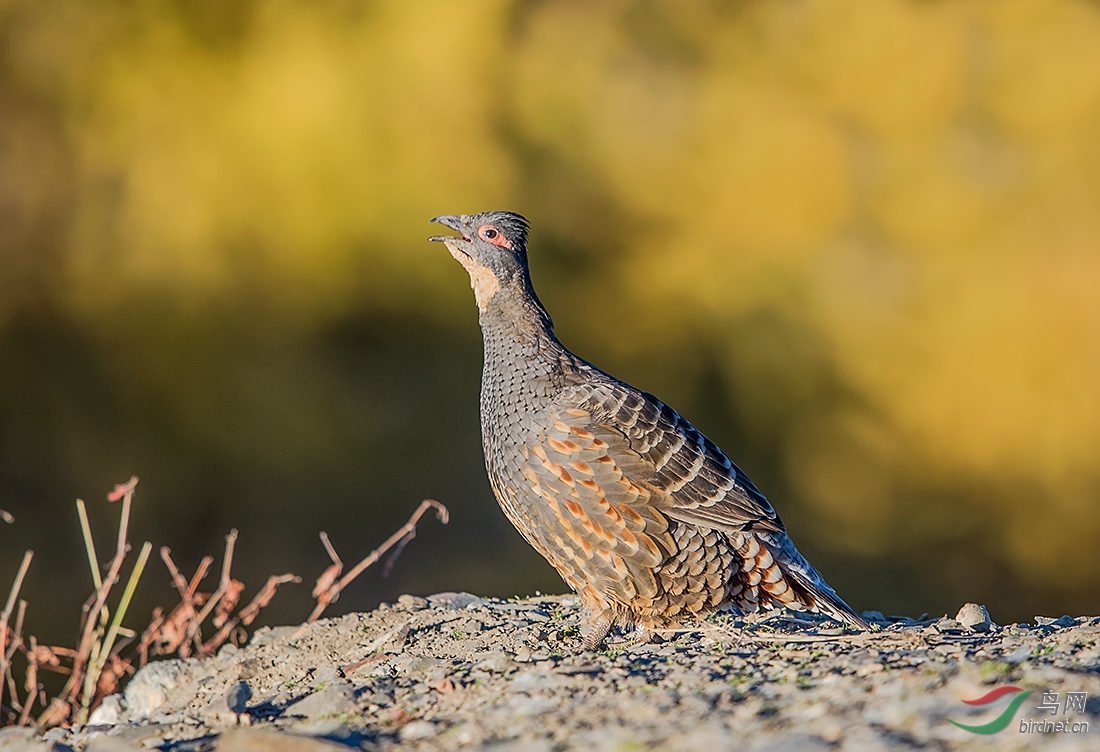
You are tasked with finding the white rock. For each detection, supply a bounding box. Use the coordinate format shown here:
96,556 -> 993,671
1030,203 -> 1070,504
87,694 -> 124,726
123,660 -> 187,720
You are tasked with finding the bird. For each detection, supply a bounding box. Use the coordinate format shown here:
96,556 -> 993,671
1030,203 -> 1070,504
429,211 -> 868,648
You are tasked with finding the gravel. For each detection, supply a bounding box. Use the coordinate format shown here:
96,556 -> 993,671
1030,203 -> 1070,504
7,594 -> 1099,751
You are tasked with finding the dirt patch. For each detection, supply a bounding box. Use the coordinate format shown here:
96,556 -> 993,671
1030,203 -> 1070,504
7,594 -> 1099,751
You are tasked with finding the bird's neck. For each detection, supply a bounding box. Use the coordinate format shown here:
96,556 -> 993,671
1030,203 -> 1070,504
477,278 -> 561,366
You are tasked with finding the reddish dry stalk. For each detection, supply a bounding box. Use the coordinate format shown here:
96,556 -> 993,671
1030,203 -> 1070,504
201,573 -> 300,654
62,477 -> 138,703
213,580 -> 246,628
182,529 -> 237,657
10,601 -> 25,660
4,666 -> 19,716
187,557 -> 214,598
160,547 -> 191,597
0,550 -> 33,720
137,607 -> 165,667
239,574 -> 300,625
19,637 -> 39,726
307,499 -> 449,622
312,532 -> 344,601
92,654 -> 128,709
156,550 -> 213,658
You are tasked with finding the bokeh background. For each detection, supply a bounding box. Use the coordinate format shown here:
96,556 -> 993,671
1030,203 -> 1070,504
1,0 -> 1098,646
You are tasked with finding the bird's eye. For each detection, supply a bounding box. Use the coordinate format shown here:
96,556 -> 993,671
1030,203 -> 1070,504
477,223 -> 514,250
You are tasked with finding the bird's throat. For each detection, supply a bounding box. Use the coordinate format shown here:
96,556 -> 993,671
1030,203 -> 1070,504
446,240 -> 502,309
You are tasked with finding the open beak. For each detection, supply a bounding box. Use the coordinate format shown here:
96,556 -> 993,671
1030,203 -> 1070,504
428,214 -> 472,244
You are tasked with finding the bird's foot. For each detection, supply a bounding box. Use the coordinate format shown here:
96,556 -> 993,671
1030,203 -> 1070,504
605,625 -> 657,648
580,615 -> 613,650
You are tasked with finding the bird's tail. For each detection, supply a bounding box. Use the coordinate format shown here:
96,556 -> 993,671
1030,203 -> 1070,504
730,531 -> 870,630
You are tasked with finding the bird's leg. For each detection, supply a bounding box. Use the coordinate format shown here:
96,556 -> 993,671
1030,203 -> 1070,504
606,624 -> 655,648
580,615 -> 613,650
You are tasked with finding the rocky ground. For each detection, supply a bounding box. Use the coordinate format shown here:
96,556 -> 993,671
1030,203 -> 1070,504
1,594 -> 1098,752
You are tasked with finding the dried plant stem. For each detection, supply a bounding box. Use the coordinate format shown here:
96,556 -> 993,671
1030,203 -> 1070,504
63,477 -> 138,703
79,541 -> 152,717
18,636 -> 39,726
202,573 -> 300,653
77,500 -> 111,632
307,499 -> 448,622
0,550 -> 33,721
183,530 -> 237,655
76,501 -> 103,593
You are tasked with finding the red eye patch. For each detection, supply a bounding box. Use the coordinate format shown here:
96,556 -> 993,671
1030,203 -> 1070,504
478,224 -> 514,250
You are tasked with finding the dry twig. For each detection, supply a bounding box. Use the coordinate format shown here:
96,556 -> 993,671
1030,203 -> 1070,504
19,636 -> 39,726
62,476 -> 138,704
308,499 -> 449,622
0,550 -> 33,720
181,530 -> 237,657
202,573 -> 300,654
136,607 -> 164,668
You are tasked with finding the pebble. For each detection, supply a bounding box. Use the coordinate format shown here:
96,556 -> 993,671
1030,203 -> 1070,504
288,682 -> 354,720
426,592 -> 486,610
934,618 -> 964,634
397,594 -> 429,611
954,603 -> 993,632
397,721 -> 437,741
225,680 -> 254,715
85,737 -> 142,752
1036,614 -> 1077,628
215,729 -> 348,751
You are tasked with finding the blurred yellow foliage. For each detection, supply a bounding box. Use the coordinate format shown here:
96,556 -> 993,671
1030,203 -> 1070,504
2,0 -> 1098,599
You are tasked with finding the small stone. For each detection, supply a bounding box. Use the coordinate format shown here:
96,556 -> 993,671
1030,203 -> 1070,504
955,603 -> 993,632
215,729 -> 347,751
43,728 -> 72,746
855,662 -> 884,677
311,667 -> 342,687
754,734 -> 833,752
226,680 -> 254,715
510,669 -> 564,692
934,618 -> 964,634
397,721 -> 437,741
396,594 -> 429,610
290,682 -> 355,720
474,652 -> 513,674
1035,615 -> 1077,628
85,736 -> 143,752
426,592 -> 486,610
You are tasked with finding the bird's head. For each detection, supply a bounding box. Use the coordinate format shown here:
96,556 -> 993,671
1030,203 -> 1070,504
429,211 -> 530,308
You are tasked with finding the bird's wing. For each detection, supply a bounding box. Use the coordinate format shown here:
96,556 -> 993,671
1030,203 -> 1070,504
565,378 -> 785,535
512,406 -> 675,608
